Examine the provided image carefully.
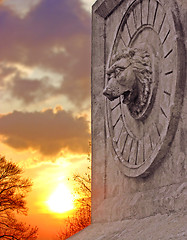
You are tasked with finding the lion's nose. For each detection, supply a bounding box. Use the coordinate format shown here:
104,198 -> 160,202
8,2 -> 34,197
103,87 -> 112,97
103,87 -> 115,101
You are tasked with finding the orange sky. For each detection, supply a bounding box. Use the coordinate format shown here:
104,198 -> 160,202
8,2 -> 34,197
0,0 -> 95,239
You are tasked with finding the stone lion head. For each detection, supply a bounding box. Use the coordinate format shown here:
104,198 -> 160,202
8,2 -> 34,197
103,47 -> 152,119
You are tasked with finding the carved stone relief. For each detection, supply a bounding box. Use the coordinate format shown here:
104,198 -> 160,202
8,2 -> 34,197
103,47 -> 153,120
103,0 -> 185,177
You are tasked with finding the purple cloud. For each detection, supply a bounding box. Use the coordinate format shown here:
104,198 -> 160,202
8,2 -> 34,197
0,108 -> 90,156
0,0 -> 91,106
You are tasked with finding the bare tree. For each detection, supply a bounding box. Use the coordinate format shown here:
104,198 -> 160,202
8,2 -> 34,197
0,156 -> 38,239
57,143 -> 91,240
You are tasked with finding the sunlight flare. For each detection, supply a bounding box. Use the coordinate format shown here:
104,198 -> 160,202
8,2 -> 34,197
47,183 -> 74,214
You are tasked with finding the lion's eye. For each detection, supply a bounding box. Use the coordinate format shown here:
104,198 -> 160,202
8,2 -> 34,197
115,68 -> 123,76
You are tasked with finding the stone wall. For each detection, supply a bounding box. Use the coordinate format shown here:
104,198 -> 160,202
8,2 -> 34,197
68,0 -> 186,239
91,0 -> 186,223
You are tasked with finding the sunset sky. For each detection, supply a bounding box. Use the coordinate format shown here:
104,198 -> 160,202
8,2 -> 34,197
0,0 -> 95,239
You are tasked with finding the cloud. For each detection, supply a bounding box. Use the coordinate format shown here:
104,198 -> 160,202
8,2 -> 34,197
8,74 -> 56,104
0,63 -> 58,105
0,63 -> 18,87
80,0 -> 95,13
0,0 -> 91,106
0,63 -> 89,107
3,0 -> 42,18
0,108 -> 90,156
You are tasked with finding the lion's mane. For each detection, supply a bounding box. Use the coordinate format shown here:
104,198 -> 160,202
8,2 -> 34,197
111,47 -> 152,117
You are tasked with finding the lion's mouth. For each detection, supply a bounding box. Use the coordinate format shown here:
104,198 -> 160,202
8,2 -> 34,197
103,92 -> 117,101
122,90 -> 131,104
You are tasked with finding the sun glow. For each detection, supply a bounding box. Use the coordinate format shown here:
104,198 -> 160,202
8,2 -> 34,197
47,183 -> 74,214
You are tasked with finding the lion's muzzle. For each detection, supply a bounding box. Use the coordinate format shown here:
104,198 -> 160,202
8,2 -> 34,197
103,87 -> 117,101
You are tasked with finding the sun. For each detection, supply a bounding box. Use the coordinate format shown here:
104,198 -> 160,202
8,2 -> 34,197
47,183 -> 74,214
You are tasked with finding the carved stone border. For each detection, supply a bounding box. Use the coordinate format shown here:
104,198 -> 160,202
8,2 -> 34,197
92,0 -> 186,182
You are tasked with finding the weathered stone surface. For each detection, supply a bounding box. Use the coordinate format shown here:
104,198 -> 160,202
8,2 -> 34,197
67,0 -> 186,239
91,0 -> 186,221
103,0 -> 185,178
69,213 -> 187,240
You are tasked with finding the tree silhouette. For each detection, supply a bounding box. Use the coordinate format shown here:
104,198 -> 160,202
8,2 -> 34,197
0,156 -> 38,239
57,144 -> 91,240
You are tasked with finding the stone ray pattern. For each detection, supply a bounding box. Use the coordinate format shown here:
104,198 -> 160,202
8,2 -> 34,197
159,16 -> 170,44
137,138 -> 144,165
148,0 -> 158,25
141,0 -> 149,25
103,0 -> 184,177
154,3 -> 166,33
111,105 -> 121,127
110,98 -> 120,110
160,99 -> 170,119
122,135 -> 133,162
143,133 -> 153,160
133,2 -> 142,29
162,74 -> 172,95
118,129 -> 128,153
120,25 -> 131,46
150,122 -> 160,149
127,12 -> 136,38
128,140 -> 138,165
162,34 -> 174,57
113,118 -> 123,142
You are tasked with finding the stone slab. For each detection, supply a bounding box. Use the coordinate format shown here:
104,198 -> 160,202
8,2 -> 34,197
68,213 -> 187,240
67,0 -> 187,239
91,0 -> 187,222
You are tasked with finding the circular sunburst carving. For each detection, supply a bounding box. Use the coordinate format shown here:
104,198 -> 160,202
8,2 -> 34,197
103,0 -> 185,177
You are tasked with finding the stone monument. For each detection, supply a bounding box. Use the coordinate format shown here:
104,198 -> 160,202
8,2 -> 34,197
69,0 -> 186,239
